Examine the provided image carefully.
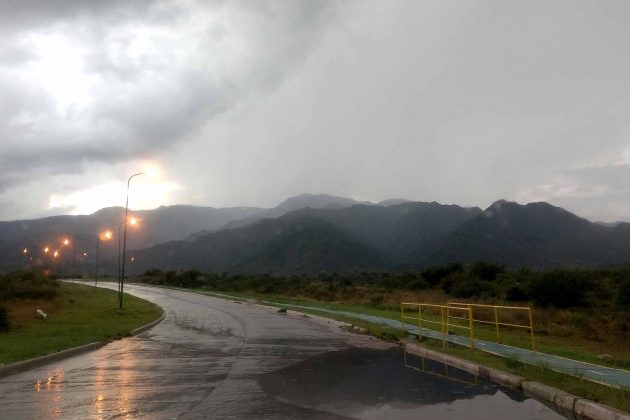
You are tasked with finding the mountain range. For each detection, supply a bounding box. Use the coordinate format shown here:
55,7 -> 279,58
2,193 -> 630,274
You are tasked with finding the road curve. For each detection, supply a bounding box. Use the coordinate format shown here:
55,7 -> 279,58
0,283 -> 564,419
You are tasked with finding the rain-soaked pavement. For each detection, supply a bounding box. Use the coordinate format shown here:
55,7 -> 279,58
0,284 -> 566,419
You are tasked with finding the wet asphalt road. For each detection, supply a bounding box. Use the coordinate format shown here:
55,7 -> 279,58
0,283 -> 565,419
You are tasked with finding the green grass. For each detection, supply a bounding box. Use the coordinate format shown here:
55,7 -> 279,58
0,283 -> 162,365
418,337 -> 630,412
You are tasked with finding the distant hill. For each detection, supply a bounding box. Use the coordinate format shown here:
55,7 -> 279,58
127,201 -> 481,274
287,202 -> 481,263
219,193 -> 370,230
422,200 -> 630,268
0,205 -> 262,271
128,213 -> 392,274
376,199 -> 412,206
5,195 -> 630,275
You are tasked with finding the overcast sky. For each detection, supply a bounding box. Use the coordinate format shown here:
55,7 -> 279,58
1,0 -> 629,222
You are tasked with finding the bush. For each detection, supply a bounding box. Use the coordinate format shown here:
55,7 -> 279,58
0,270 -> 59,300
528,270 -> 595,308
440,271 -> 467,294
617,278 -> 630,308
501,270 -> 532,302
505,282 -> 529,301
408,278 -> 429,290
451,279 -> 496,299
421,263 -> 463,287
0,305 -> 10,332
469,261 -> 505,281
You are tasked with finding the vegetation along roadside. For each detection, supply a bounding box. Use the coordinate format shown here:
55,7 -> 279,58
0,270 -> 163,365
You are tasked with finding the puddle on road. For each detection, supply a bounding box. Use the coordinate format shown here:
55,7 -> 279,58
258,347 -> 567,419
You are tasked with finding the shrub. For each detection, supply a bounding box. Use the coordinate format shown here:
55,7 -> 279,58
505,282 -> 529,301
501,270 -> 532,302
469,261 -> 505,281
421,263 -> 463,287
0,270 -> 59,300
440,271 -> 468,294
616,278 -> 630,308
408,278 -> 429,290
528,270 -> 595,308
451,279 -> 496,299
0,305 -> 10,332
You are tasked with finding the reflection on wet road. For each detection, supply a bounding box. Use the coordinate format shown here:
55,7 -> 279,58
0,284 -> 565,418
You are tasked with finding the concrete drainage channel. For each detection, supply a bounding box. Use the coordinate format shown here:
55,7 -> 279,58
0,311 -> 166,380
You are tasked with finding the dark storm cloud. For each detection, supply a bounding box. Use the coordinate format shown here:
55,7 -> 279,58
0,0 -> 155,33
0,0 -> 339,195
2,1 -> 630,222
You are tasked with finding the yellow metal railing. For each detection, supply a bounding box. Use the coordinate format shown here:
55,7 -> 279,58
447,302 -> 536,351
403,348 -> 478,385
401,303 -> 475,349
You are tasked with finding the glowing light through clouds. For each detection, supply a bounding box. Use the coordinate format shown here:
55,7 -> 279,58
2,2 -> 630,221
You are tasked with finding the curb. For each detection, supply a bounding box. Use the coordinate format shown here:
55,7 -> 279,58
131,310 -> 166,336
0,341 -> 105,379
0,310 -> 165,380
404,341 -> 629,420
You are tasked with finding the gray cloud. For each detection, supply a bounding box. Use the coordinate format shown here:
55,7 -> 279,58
0,0 -> 340,194
2,1 -> 630,222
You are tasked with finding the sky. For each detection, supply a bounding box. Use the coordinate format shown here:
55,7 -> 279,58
1,0 -> 630,222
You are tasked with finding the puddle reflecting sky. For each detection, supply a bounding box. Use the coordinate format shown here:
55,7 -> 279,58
258,347 -> 565,419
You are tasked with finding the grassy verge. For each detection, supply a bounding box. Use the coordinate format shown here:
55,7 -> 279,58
191,288 -> 630,412
419,337 -> 630,412
0,283 -> 162,365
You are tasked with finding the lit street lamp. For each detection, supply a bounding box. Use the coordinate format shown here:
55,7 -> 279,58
62,238 -> 75,282
95,230 -> 113,290
21,247 -> 31,270
120,172 -> 144,309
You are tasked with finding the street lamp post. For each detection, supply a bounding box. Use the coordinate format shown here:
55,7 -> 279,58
62,238 -> 72,279
95,230 -> 113,290
118,224 -> 122,296
72,241 -> 76,282
120,172 -> 144,309
95,236 -> 100,289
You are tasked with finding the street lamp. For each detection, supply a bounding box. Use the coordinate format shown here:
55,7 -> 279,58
21,247 -> 31,270
120,172 -> 144,309
116,216 -> 139,298
62,238 -> 75,282
95,230 -> 113,290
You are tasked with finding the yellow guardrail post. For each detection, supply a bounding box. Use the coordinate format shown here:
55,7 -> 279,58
494,306 -> 500,343
400,304 -> 406,337
446,305 -> 450,336
418,305 -> 423,338
528,308 -> 536,352
468,307 -> 475,349
440,306 -> 446,349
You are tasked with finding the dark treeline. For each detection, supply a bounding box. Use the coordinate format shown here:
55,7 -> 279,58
137,262 -> 630,310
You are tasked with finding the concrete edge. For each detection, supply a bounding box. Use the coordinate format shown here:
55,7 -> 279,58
0,309 -> 166,380
0,341 -> 105,379
251,302 -> 369,333
130,310 -> 166,336
404,341 -> 629,420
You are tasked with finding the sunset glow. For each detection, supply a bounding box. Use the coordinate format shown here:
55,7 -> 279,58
47,165 -> 179,215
